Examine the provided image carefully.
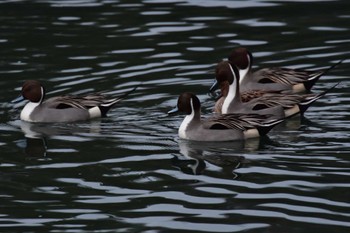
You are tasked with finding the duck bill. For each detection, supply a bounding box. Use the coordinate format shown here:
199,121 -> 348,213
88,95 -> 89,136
209,80 -> 219,93
11,94 -> 25,103
167,106 -> 179,115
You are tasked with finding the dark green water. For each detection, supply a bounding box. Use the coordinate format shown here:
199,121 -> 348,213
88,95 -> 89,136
0,0 -> 349,232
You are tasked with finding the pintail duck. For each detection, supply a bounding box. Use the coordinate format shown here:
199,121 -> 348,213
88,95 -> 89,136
210,61 -> 336,118
12,80 -> 135,123
228,47 -> 342,93
168,92 -> 284,141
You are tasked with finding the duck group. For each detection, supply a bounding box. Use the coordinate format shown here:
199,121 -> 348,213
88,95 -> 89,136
12,47 -> 341,142
169,47 -> 341,141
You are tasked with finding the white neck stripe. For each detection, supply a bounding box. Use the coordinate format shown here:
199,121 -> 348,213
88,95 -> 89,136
179,98 -> 195,139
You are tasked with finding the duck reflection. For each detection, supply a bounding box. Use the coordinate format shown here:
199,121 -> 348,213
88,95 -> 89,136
172,136 -> 281,176
14,120 -> 102,157
24,137 -> 47,157
172,139 -> 252,176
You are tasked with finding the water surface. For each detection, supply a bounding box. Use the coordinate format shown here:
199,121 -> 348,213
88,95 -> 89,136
0,0 -> 349,232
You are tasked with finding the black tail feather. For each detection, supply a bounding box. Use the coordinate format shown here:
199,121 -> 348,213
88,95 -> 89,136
99,86 -> 138,116
299,82 -> 339,114
256,118 -> 285,136
304,60 -> 343,91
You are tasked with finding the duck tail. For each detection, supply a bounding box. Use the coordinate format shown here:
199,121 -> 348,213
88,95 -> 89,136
99,86 -> 137,116
256,118 -> 285,136
304,60 -> 343,91
298,82 -> 339,114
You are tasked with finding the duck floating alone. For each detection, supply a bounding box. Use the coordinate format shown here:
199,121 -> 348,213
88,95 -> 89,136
12,80 -> 135,123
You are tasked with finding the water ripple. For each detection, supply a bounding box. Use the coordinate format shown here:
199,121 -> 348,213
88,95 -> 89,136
121,216 -> 269,232
0,0 -> 350,232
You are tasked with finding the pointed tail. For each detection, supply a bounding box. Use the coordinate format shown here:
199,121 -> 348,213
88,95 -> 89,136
256,118 -> 285,136
99,86 -> 137,116
304,60 -> 343,91
299,82 -> 339,114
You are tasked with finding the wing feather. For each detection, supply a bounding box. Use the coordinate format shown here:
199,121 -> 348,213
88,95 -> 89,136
204,113 -> 273,131
257,68 -> 321,85
42,87 -> 136,110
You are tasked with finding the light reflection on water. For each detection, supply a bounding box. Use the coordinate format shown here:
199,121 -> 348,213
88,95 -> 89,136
0,0 -> 349,232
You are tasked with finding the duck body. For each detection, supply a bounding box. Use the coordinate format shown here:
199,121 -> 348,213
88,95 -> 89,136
229,47 -> 342,93
20,96 -> 97,122
169,92 -> 283,142
239,69 -> 291,93
13,80 -> 134,123
178,117 -> 246,141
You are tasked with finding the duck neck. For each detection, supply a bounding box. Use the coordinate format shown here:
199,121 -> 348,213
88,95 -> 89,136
239,67 -> 249,85
222,84 -> 239,114
222,70 -> 241,114
179,99 -> 200,139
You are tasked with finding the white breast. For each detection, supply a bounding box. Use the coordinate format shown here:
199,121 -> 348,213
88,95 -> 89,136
20,102 -> 40,122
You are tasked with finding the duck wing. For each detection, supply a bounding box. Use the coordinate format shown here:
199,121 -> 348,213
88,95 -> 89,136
256,67 -> 317,85
252,93 -> 304,109
43,94 -> 108,110
204,113 -> 272,130
241,89 -> 282,103
43,87 -> 137,110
